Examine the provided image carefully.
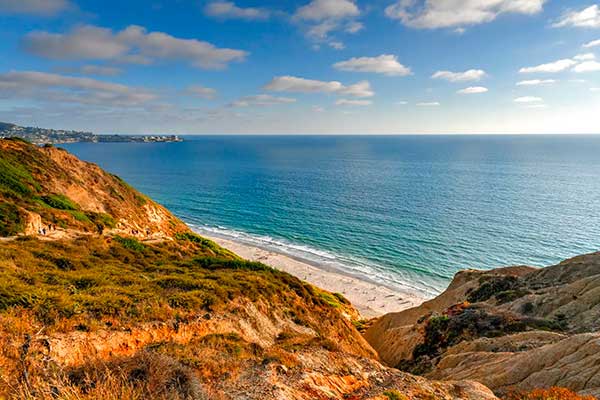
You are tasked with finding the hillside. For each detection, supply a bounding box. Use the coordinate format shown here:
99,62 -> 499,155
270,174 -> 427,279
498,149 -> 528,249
0,138 -> 188,238
0,139 -> 498,399
365,253 -> 600,397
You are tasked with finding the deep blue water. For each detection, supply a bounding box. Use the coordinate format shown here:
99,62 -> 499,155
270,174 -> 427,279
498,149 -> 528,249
62,135 -> 600,297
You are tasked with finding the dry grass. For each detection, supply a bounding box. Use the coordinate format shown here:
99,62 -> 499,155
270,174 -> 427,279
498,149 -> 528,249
6,351 -> 211,400
0,233 -> 362,399
503,387 -> 596,400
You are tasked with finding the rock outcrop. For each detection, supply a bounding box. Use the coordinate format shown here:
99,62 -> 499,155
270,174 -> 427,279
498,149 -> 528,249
365,252 -> 600,397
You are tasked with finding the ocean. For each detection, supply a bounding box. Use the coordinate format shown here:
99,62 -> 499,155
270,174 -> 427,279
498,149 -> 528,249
62,135 -> 600,297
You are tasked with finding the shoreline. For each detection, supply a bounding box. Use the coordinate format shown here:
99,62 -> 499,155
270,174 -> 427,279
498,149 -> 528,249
202,233 -> 427,318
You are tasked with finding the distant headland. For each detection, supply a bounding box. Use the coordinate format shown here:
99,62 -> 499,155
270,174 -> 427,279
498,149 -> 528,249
0,121 -> 183,144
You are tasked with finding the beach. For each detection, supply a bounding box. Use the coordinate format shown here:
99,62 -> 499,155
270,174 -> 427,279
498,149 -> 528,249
203,234 -> 427,318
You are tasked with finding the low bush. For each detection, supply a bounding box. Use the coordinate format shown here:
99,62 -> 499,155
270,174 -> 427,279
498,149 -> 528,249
0,203 -> 25,236
113,236 -> 145,252
383,390 -> 408,400
41,194 -> 80,211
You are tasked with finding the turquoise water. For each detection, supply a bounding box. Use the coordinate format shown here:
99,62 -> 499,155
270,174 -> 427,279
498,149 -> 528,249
62,135 -> 600,297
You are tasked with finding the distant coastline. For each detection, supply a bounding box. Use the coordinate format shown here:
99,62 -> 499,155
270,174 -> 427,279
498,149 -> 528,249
0,121 -> 183,145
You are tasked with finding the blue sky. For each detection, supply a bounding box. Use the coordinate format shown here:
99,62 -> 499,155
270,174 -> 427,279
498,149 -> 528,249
1,0 -> 600,134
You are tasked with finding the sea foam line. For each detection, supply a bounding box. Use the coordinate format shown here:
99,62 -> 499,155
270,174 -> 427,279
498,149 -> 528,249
189,223 -> 443,298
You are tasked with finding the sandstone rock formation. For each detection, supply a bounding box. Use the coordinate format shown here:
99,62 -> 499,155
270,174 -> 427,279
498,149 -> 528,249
365,252 -> 600,397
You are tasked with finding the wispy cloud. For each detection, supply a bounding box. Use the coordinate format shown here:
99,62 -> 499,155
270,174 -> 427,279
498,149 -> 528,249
23,25 -> 248,70
293,0 -> 362,48
335,98 -> 371,106
54,65 -> 122,76
0,70 -> 157,107
583,39 -> 600,48
519,59 -> 577,73
333,55 -> 411,76
514,96 -> 543,103
516,79 -> 556,86
0,0 -> 72,16
572,61 -> 600,73
204,1 -> 270,21
385,0 -> 546,29
553,5 -> 600,28
264,76 -> 374,97
230,94 -> 296,107
431,69 -> 486,82
187,85 -> 218,99
457,86 -> 488,94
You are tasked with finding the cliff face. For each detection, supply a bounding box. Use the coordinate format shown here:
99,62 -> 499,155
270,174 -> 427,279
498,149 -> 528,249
0,139 -> 497,399
0,138 -> 188,238
365,253 -> 600,397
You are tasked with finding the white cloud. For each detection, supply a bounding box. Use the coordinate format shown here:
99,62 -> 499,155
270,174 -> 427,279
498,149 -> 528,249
231,94 -> 296,107
0,70 -> 157,107
23,25 -> 248,70
574,53 -> 596,61
431,69 -> 486,82
516,79 -> 556,86
335,99 -> 372,106
416,101 -> 440,106
294,0 -> 362,46
55,65 -> 122,76
329,41 -> 345,49
345,21 -> 364,33
397,100 -> 408,105
187,85 -> 217,99
457,86 -> 488,94
264,76 -> 374,97
572,60 -> 600,73
0,0 -> 71,16
553,5 -> 600,28
519,59 -> 577,73
333,55 -> 411,76
295,0 -> 359,21
514,96 -> 543,103
385,0 -> 546,29
590,87 -> 600,92
584,39 -> 600,48
204,1 -> 270,20
312,105 -> 325,112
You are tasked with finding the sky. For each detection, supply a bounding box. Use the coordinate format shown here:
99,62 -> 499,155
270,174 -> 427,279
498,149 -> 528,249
1,0 -> 600,134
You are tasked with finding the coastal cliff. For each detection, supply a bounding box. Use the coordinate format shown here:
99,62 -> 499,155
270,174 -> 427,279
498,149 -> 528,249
0,138 -> 498,399
365,253 -> 600,397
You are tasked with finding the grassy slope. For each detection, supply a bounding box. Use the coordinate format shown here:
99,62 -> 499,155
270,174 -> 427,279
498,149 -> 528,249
0,139 -> 372,399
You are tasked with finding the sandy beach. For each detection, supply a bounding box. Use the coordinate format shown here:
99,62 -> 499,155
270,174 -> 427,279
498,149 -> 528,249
203,234 -> 427,318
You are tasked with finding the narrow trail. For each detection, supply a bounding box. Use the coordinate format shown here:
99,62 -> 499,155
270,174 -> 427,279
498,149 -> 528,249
0,229 -> 169,244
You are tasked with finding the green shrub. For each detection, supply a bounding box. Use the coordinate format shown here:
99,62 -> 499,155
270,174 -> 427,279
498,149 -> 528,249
0,156 -> 36,197
113,236 -> 145,252
41,194 -> 79,211
88,212 -> 117,229
0,203 -> 25,236
318,292 -> 341,308
175,232 -> 238,258
70,210 -> 91,223
383,390 -> 408,400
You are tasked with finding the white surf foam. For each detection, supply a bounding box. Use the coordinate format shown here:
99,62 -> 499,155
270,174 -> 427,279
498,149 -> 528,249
188,223 -> 443,298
